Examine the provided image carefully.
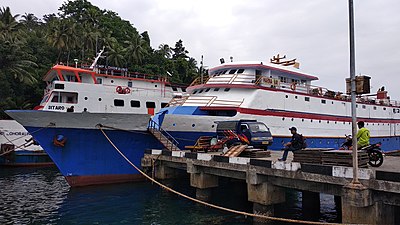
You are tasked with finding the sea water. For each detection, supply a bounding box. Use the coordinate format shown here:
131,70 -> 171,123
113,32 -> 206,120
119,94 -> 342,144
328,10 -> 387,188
0,167 -> 339,224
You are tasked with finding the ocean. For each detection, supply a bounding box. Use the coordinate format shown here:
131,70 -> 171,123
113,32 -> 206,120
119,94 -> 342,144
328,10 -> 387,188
0,167 -> 340,224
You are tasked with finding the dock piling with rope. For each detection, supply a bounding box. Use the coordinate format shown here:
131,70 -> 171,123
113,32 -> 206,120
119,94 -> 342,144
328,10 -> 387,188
141,150 -> 400,225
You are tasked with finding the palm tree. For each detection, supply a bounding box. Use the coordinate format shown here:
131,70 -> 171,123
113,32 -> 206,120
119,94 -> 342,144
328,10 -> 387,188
20,13 -> 40,31
157,44 -> 172,59
0,7 -> 20,39
123,33 -> 148,66
106,43 -> 125,68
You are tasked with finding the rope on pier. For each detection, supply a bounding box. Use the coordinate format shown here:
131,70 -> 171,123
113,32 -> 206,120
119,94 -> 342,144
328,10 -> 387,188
97,125 -> 362,225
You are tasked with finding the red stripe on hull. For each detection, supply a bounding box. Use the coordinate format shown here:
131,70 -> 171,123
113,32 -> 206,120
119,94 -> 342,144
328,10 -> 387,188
200,106 -> 400,123
65,174 -> 146,187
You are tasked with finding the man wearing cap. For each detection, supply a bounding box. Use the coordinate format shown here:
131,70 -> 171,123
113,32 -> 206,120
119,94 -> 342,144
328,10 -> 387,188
279,127 -> 303,161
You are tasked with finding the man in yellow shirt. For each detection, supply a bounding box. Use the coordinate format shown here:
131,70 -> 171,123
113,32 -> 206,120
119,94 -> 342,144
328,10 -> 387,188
356,121 -> 370,149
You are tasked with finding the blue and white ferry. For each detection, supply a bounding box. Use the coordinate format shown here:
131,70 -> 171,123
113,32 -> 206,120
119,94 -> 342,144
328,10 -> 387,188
6,59 -> 185,186
153,55 -> 400,151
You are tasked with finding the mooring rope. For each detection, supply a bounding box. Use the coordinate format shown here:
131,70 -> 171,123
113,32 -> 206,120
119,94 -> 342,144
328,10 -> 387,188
0,125 -> 51,157
97,125 -> 361,225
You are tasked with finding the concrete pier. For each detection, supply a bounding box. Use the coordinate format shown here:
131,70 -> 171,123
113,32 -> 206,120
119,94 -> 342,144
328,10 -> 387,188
142,150 -> 400,224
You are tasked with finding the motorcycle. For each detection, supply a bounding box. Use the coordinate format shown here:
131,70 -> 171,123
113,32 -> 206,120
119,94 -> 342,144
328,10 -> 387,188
339,134 -> 384,167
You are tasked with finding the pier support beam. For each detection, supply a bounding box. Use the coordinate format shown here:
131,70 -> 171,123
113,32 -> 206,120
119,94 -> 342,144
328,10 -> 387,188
154,163 -> 179,180
190,172 -> 218,201
302,191 -> 320,219
342,185 -> 395,225
247,180 -> 285,223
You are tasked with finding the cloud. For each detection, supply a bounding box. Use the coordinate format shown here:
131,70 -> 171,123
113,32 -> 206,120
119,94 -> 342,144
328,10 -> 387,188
3,0 -> 400,97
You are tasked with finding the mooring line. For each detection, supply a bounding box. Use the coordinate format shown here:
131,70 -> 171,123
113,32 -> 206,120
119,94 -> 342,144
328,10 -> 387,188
97,125 -> 361,225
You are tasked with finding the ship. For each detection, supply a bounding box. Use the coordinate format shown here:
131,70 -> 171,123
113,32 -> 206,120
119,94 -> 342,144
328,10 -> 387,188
152,55 -> 400,152
6,50 -> 185,186
0,120 -> 52,166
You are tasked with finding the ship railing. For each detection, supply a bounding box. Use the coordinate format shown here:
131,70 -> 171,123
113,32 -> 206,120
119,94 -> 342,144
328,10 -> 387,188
189,76 -> 210,86
148,119 -> 180,151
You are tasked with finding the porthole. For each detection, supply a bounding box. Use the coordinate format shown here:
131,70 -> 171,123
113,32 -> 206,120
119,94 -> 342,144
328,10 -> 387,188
286,95 -> 288,98
84,97 -> 88,100
319,120 -> 321,123
83,108 -> 87,112
302,119 -> 304,122
282,118 -> 285,121
295,96 -> 298,99
311,120 -> 313,122
155,85 -> 158,87
192,124 -> 195,127
327,121 -> 329,123
335,121 -> 337,124
211,125 -> 215,128
291,118 -> 294,121
111,80 -> 114,83
173,123 -> 176,126
98,98 -> 102,101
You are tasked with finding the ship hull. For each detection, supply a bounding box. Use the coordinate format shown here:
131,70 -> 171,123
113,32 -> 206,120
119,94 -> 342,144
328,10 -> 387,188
0,150 -> 53,167
6,110 -> 163,187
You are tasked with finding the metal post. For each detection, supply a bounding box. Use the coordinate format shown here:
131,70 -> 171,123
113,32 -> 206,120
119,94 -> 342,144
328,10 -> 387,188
349,0 -> 359,185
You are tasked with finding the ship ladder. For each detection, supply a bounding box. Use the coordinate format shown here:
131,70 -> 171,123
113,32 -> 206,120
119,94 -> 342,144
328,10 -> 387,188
148,119 -> 181,151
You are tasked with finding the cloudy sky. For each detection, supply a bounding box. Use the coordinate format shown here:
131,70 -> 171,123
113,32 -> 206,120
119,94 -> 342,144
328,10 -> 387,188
3,0 -> 400,98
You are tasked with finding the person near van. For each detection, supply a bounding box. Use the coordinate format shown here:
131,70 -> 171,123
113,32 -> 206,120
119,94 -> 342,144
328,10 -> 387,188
356,121 -> 370,149
279,127 -> 302,161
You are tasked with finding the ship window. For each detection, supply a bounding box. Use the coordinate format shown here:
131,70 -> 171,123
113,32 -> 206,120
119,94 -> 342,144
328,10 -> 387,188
193,90 -> 198,94
224,88 -> 230,92
279,76 -> 287,83
161,103 -> 168,108
54,83 -> 64,89
286,95 -> 288,98
321,99 -> 326,104
131,100 -> 140,108
228,69 -> 237,74
237,69 -> 245,74
128,81 -> 133,87
111,80 -> 114,83
98,98 -> 102,101
383,107 -> 386,110
96,78 -> 102,84
223,70 -> 228,74
199,89 -> 204,93
181,87 -> 186,92
172,87 -> 178,91
362,105 -> 366,109
146,102 -> 156,108
214,88 -> 220,91
373,106 -> 377,110
205,88 -> 210,92
114,99 -> 124,107
51,94 -> 62,103
305,97 -> 310,102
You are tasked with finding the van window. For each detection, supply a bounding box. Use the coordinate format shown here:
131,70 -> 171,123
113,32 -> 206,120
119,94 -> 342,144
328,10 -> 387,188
249,123 -> 269,132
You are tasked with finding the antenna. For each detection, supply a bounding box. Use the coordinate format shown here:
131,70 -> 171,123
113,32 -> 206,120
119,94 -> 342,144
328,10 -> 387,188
89,46 -> 105,70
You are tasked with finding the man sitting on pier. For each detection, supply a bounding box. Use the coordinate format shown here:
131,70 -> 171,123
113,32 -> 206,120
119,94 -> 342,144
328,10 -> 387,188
279,127 -> 303,161
356,121 -> 370,149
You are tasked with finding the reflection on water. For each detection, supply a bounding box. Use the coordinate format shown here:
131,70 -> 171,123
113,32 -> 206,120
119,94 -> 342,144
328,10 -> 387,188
0,167 -> 339,224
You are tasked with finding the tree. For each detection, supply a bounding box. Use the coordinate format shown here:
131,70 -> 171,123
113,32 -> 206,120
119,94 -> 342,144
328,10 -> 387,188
157,44 -> 172,59
124,33 -> 148,66
171,39 -> 189,59
0,7 -> 20,39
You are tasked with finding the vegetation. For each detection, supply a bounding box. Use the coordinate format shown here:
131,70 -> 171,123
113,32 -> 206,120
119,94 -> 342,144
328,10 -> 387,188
0,0 -> 200,119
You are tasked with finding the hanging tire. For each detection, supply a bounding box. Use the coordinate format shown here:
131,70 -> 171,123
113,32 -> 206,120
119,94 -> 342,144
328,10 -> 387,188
368,149 -> 383,167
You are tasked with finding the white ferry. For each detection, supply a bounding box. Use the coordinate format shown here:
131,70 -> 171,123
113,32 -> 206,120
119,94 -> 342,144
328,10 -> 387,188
153,55 -> 400,152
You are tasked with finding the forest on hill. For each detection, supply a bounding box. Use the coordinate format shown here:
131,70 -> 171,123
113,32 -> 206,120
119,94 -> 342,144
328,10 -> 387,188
0,0 -> 201,118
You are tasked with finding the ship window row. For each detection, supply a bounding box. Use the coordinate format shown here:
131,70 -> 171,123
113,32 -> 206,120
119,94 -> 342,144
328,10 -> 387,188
286,94 -> 396,112
280,117 -> 396,126
213,69 -> 245,76
113,99 -> 168,108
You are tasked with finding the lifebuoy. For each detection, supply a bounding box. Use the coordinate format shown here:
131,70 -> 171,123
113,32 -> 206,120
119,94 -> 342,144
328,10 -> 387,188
124,87 -> 131,94
290,82 -> 296,91
53,134 -> 67,147
116,86 -> 123,94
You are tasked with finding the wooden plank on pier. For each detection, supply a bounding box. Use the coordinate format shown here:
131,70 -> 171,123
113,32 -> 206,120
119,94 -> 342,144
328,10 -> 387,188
321,150 -> 369,168
292,148 -> 334,164
224,145 -> 247,157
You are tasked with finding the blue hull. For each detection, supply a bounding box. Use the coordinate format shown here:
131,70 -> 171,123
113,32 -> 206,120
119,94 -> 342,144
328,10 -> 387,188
24,126 -> 163,186
0,150 -> 53,167
168,130 -> 399,152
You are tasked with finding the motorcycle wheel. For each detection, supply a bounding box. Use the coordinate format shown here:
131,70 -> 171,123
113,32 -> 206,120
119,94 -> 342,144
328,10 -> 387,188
368,149 -> 384,167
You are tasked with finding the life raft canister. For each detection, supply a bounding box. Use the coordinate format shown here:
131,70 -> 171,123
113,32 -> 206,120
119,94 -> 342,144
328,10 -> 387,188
53,134 -> 67,147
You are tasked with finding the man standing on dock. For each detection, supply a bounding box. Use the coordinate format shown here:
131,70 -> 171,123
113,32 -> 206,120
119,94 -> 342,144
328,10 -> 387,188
279,127 -> 303,161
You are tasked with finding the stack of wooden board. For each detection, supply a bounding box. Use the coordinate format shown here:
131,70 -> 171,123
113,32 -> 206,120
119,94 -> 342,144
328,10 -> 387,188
239,149 -> 271,158
321,150 -> 369,168
292,148 -> 334,164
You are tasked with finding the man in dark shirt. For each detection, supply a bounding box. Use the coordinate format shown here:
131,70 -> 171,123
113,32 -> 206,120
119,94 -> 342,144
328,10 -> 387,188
279,127 -> 302,161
